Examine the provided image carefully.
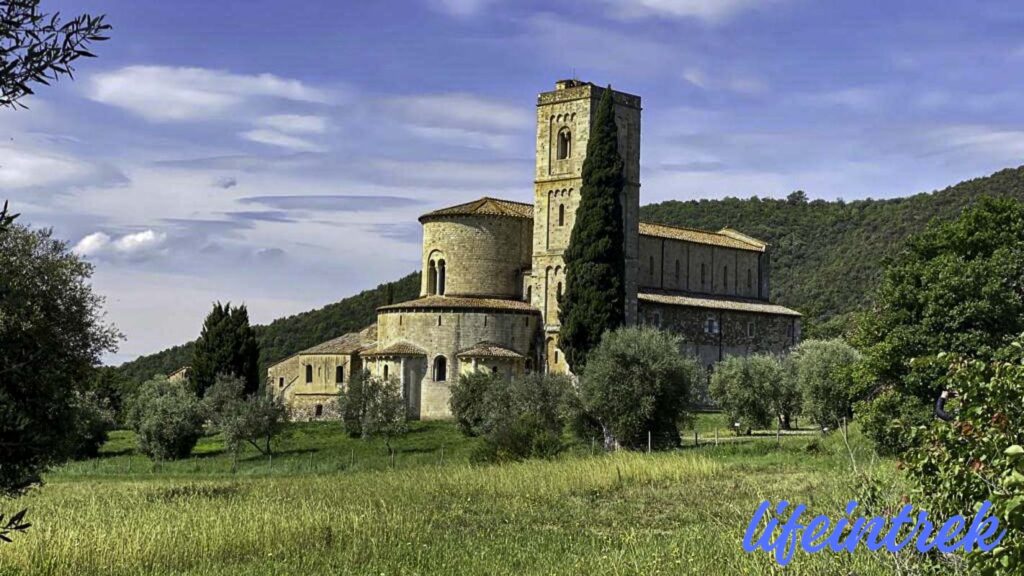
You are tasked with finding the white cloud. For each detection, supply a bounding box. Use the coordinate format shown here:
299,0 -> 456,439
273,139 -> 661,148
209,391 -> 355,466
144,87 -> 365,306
683,67 -> 767,94
256,114 -> 328,134
387,93 -> 530,132
0,145 -> 111,189
428,0 -> 496,17
240,129 -> 326,152
89,66 -> 331,122
74,229 -> 168,259
604,0 -> 779,23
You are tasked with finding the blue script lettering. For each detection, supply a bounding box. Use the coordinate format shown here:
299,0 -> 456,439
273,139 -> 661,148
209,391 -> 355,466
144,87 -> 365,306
743,499 -> 1006,566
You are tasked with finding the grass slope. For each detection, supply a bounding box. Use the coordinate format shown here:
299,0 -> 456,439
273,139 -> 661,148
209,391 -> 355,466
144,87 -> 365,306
2,419 -> 902,576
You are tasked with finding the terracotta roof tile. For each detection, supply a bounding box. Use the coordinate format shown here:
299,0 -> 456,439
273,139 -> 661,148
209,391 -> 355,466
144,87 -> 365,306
363,341 -> 427,357
300,324 -> 378,355
456,342 -> 525,359
638,222 -> 765,252
638,292 -> 801,316
419,197 -> 533,222
379,295 -> 538,313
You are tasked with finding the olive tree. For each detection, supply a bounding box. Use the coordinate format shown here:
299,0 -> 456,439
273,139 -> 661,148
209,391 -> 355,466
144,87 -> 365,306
710,354 -> 796,434
786,339 -> 860,430
580,326 -> 702,450
126,376 -> 205,461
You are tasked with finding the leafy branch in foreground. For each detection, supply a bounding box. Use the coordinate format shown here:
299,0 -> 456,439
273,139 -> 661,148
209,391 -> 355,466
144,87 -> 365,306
0,508 -> 30,543
1,0 -> 111,109
0,200 -> 18,230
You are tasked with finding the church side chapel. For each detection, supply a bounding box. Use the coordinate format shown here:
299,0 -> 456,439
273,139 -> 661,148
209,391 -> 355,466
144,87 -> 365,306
268,79 -> 801,420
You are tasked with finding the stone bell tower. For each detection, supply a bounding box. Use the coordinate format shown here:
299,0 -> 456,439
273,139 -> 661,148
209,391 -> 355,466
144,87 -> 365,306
529,79 -> 642,372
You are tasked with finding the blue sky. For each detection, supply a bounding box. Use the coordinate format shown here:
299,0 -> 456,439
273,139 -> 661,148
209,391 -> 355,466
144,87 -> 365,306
4,0 -> 1024,363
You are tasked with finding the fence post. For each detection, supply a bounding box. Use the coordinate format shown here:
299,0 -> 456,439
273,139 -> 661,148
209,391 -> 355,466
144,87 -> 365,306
439,444 -> 444,465
776,420 -> 781,446
647,431 -> 652,453
694,431 -> 698,447
714,428 -> 719,447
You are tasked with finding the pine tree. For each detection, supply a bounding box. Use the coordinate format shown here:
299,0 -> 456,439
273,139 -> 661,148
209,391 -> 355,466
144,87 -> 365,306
559,87 -> 626,373
190,303 -> 261,396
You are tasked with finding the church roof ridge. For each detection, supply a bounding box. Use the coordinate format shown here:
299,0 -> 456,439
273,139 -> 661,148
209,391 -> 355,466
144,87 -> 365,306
638,221 -> 766,252
418,197 -> 533,222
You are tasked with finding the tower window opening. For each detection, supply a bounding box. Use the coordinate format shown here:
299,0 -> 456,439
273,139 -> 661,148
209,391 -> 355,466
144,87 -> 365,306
305,364 -> 313,383
558,204 -> 565,226
437,259 -> 446,296
433,356 -> 448,382
428,261 -> 437,295
557,127 -> 571,160
383,364 -> 389,380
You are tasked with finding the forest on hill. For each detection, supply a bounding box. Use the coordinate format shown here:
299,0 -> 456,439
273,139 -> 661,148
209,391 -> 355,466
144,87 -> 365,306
116,165 -> 1024,384
116,272 -> 421,385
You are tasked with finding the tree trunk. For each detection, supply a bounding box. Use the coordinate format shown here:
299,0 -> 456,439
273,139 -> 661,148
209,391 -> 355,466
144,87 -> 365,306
601,423 -> 618,451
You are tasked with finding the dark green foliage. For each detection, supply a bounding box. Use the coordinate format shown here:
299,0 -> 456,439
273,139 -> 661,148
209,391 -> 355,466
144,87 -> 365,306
853,386 -> 931,457
580,327 -> 702,450
447,370 -> 500,436
0,200 -> 18,232
117,273 -> 420,386
126,376 -> 204,461
559,87 -> 626,372
855,197 -> 1024,451
0,508 -> 30,544
338,369 -> 370,437
190,302 -> 260,396
0,1 -> 110,109
640,166 -> 1024,338
84,365 -> 131,424
710,354 -> 794,434
454,372 -> 573,462
904,340 -> 1024,575
67,390 -> 115,459
0,223 -> 118,495
786,339 -> 860,430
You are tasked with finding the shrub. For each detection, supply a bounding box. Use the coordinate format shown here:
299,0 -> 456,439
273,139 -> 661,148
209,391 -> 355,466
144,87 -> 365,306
448,370 -> 502,436
67,390 -> 115,459
359,375 -> 408,455
904,339 -> 1024,575
337,369 -> 370,437
126,377 -> 205,460
580,326 -> 702,450
465,372 -> 574,462
787,339 -> 860,430
853,386 -> 931,456
203,375 -> 288,458
710,354 -> 794,434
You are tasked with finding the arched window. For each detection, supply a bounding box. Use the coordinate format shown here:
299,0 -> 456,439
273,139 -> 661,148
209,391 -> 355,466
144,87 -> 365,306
305,364 -> 313,383
383,364 -> 389,380
437,259 -> 446,296
558,204 -> 565,226
335,366 -> 344,384
557,128 -> 571,160
433,356 -> 448,382
556,282 -> 562,300
427,261 -> 437,295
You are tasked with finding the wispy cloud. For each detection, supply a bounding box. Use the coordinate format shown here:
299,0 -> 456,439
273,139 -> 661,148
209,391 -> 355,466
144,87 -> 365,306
240,128 -> 326,152
602,0 -> 782,23
238,195 -> 426,212
256,114 -> 329,134
89,66 -> 332,122
0,145 -> 127,190
427,0 -> 497,17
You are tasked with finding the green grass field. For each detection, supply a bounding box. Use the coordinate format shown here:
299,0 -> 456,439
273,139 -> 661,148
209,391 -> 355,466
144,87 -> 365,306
0,417 -> 910,575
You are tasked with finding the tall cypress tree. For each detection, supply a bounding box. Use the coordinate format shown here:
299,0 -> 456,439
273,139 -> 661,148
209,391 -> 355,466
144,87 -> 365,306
190,302 -> 261,396
559,87 -> 626,373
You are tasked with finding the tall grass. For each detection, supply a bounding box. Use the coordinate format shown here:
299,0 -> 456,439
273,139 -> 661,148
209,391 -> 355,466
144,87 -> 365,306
0,420 -> 907,575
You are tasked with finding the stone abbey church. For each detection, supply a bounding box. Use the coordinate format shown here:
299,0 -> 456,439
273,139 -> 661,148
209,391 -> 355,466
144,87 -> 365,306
268,79 -> 801,420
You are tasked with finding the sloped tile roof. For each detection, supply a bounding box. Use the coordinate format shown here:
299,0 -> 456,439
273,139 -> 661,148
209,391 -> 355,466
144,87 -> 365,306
300,324 -> 378,355
638,292 -> 801,316
418,197 -> 534,222
639,222 -> 766,252
456,342 -> 525,359
363,341 -> 427,357
378,295 -> 539,313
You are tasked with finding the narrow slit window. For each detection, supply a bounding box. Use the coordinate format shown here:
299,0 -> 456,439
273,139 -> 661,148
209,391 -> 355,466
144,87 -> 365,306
557,128 -> 571,160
